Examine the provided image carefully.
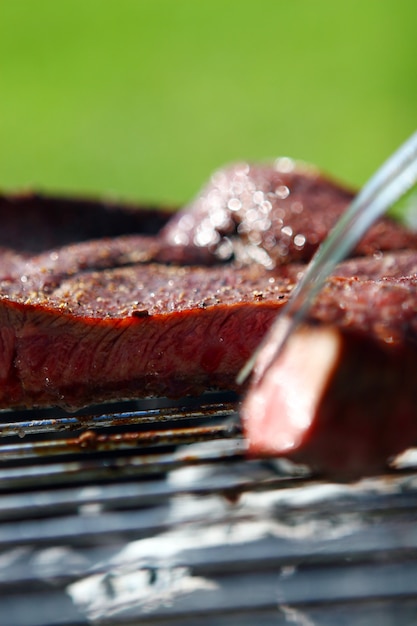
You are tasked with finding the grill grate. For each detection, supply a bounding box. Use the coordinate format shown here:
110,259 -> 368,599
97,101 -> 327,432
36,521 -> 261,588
1,393 -> 417,625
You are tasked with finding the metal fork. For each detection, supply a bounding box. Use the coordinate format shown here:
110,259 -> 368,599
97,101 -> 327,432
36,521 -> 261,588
238,130 -> 417,384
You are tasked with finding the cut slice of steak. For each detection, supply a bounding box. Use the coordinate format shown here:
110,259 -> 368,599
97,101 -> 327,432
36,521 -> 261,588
2,246 -> 417,412
158,161 -> 417,267
242,266 -> 417,479
0,261 -> 293,409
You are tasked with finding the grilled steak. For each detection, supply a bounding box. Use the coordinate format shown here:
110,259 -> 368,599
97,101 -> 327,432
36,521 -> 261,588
8,248 -> 417,412
0,260 -> 293,409
159,160 -> 417,266
242,262 -> 417,478
1,164 -> 417,417
0,191 -> 172,253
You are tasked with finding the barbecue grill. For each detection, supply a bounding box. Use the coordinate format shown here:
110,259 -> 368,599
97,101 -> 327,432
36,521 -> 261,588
1,391 -> 417,626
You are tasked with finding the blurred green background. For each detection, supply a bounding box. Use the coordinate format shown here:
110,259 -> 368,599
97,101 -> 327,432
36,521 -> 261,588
0,0 -> 416,205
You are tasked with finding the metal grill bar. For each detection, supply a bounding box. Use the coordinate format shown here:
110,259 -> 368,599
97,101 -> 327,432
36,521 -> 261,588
1,395 -> 417,625
0,402 -> 238,437
0,439 -> 248,491
0,422 -> 242,462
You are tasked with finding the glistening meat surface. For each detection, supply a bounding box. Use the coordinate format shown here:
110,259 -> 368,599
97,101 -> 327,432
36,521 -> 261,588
1,163 -> 417,421
159,160 -> 417,266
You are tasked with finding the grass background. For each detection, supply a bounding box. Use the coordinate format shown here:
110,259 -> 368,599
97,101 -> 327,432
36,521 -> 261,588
0,0 -> 416,205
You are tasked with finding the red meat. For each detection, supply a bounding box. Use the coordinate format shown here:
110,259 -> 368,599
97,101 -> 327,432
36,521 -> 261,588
242,270 -> 417,478
1,164 -> 417,420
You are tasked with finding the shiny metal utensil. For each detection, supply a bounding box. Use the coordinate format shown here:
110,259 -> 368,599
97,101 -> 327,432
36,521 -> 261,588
238,130 -> 417,384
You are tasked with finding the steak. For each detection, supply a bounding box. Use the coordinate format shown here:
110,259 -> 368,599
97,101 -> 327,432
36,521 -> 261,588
158,160 -> 417,266
0,188 -> 290,408
242,264 -> 417,478
0,191 -> 172,253
1,163 -> 417,416
0,260 -> 292,409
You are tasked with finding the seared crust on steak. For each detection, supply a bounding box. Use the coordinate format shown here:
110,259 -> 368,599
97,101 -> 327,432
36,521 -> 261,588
1,162 -> 417,415
0,259 -> 294,409
158,162 -> 417,266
